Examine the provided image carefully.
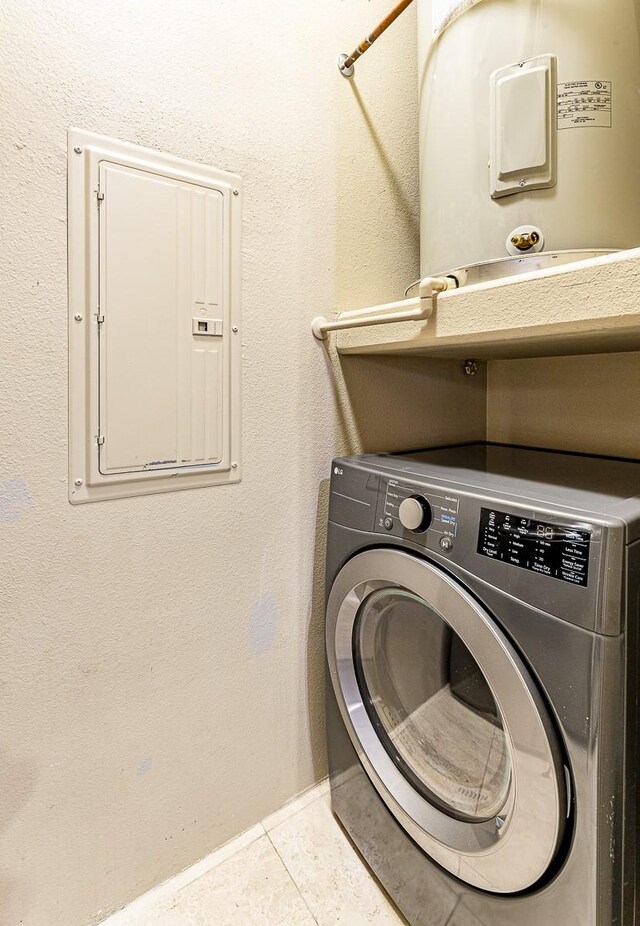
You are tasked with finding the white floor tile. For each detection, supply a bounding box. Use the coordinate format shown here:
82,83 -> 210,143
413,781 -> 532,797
97,824 -> 267,926
263,779 -> 330,833
97,783 -> 407,926
150,836 -> 315,926
268,794 -> 405,926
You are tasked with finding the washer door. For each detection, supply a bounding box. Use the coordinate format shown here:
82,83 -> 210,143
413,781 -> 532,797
326,548 -> 567,894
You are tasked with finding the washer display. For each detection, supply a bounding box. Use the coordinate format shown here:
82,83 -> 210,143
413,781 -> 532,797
477,507 -> 591,586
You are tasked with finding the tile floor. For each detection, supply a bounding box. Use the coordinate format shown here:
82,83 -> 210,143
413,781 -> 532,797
100,781 -> 407,926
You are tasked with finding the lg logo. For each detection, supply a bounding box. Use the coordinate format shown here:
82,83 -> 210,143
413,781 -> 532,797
334,466 -> 344,476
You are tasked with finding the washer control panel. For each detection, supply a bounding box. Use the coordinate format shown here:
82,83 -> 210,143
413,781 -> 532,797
376,479 -> 460,547
477,507 -> 592,587
328,453 -> 623,635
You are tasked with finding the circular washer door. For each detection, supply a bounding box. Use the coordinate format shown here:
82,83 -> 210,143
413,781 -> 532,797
326,548 -> 568,894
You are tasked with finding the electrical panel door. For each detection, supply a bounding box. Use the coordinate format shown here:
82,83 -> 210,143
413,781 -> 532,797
69,130 -> 241,503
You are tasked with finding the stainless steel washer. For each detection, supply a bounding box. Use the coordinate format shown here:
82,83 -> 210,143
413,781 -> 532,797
325,443 -> 640,925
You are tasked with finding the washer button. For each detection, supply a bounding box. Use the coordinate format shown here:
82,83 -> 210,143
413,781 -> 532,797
384,517 -> 394,531
440,537 -> 454,552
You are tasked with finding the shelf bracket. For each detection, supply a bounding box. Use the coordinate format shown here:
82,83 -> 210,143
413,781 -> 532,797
311,276 -> 456,341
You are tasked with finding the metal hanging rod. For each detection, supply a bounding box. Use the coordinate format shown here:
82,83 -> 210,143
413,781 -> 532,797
338,0 -> 415,78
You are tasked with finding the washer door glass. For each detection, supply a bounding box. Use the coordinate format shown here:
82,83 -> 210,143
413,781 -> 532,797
354,588 -> 511,823
326,548 -> 567,894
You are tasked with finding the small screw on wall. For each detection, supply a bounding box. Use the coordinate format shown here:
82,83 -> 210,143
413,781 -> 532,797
231,462 -> 238,469
232,189 -> 239,196
232,325 -> 239,333
74,478 -> 83,487
74,146 -> 82,154
74,313 -> 83,322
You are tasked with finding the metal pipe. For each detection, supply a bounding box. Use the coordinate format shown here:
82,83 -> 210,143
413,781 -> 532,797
311,276 -> 454,340
338,0 -> 415,78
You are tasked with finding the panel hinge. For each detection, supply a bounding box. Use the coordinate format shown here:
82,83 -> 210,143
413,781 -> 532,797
97,190 -> 104,204
96,315 -> 105,325
96,435 -> 105,446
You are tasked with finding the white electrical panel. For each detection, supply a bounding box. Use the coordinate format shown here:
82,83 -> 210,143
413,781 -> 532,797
68,130 -> 241,503
490,55 -> 557,199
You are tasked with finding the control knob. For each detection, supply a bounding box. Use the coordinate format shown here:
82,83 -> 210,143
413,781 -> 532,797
399,495 -> 432,533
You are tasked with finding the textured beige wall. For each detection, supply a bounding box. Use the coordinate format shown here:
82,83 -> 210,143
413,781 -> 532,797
0,3 -> 486,926
487,352 -> 640,459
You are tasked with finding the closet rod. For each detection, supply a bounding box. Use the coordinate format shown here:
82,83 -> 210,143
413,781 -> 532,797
338,0 -> 415,78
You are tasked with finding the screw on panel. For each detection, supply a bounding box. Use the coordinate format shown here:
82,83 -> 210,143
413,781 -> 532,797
74,478 -> 83,487
74,146 -> 82,154
232,189 -> 239,196
463,360 -> 478,376
232,325 -> 239,333
231,462 -> 238,469
519,179 -> 526,187
74,313 -> 83,322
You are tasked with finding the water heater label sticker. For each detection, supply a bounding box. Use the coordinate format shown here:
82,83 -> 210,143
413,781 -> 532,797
557,81 -> 612,129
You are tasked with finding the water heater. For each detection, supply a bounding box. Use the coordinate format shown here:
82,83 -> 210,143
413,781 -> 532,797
418,0 -> 640,284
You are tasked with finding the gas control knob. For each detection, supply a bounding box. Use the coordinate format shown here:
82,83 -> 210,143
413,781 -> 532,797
399,496 -> 432,533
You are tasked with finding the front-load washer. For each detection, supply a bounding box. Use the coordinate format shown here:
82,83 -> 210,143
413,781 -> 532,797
325,443 -> 640,926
